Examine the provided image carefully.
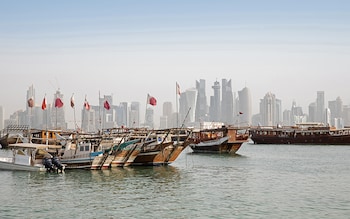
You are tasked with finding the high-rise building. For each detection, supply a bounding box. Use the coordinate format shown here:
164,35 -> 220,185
144,107 -> 154,128
209,80 -> 221,122
342,106 -> 350,126
98,95 -> 115,129
81,108 -> 96,133
51,89 -> 66,130
308,102 -> 316,122
195,79 -> 208,123
26,85 -> 35,127
221,79 -> 234,124
290,101 -> 305,125
328,96 -> 343,126
179,88 -> 197,127
259,92 -> 282,126
275,99 -> 282,125
316,91 -> 325,123
26,85 -> 35,111
237,86 -> 252,126
117,102 -> 128,127
162,102 -> 173,128
130,102 -> 140,128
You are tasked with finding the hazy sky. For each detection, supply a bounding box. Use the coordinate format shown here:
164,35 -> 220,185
1,1 -> 350,127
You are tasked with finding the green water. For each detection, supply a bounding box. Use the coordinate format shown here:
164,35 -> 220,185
1,143 -> 350,219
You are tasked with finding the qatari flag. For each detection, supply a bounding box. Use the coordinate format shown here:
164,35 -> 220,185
55,97 -> 64,108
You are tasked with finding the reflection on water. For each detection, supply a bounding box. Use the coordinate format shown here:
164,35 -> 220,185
90,165 -> 181,183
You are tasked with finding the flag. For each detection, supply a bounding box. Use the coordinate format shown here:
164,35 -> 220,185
27,97 -> 34,108
84,97 -> 90,110
70,94 -> 75,108
41,96 -> 47,110
55,97 -> 64,108
104,100 -> 110,110
147,94 -> 157,106
176,82 -> 181,95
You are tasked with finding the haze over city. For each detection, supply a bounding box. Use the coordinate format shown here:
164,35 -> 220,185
1,1 -> 350,128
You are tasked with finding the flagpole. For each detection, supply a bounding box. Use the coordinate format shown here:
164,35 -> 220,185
99,91 -> 102,132
145,94 -> 148,128
83,95 -> 86,133
41,94 -> 48,144
55,107 -> 57,130
176,83 -> 179,129
72,93 -> 77,131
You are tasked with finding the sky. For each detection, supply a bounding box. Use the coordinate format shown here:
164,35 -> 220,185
1,0 -> 350,128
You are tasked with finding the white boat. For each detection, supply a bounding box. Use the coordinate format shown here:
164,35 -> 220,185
59,141 -> 103,169
0,143 -> 63,172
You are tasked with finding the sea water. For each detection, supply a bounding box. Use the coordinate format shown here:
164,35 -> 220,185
0,143 -> 349,219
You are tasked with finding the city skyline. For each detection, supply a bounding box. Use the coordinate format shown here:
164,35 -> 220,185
1,1 -> 349,125
1,80 -> 349,130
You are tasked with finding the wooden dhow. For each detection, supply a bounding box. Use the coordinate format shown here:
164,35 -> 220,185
250,123 -> 350,145
189,124 -> 249,154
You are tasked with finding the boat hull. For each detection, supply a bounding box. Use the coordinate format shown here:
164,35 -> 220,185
0,160 -> 46,171
250,126 -> 350,145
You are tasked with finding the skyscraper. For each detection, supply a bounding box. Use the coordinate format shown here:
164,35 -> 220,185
328,96 -> 343,126
221,79 -> 234,124
316,91 -> 325,123
51,89 -> 66,130
195,79 -> 208,123
179,88 -> 197,127
99,94 -> 115,129
117,102 -> 128,127
237,86 -> 252,126
130,102 -> 140,128
26,85 -> 35,127
210,80 -> 221,122
144,107 -> 154,128
259,92 -> 282,126
162,101 -> 173,128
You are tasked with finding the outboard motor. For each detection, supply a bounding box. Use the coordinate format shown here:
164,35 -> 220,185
43,157 -> 54,172
52,156 -> 64,172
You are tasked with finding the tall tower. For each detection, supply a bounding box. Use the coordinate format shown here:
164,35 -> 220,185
210,80 -> 221,122
260,92 -> 281,126
328,96 -> 343,126
237,86 -> 252,126
130,102 -> 140,128
316,91 -> 325,123
145,108 -> 154,128
308,102 -> 317,122
195,79 -> 208,123
51,89 -> 66,130
162,102 -> 173,128
26,85 -> 35,111
99,94 -> 114,129
26,85 -> 35,127
221,79 -> 234,124
117,102 -> 128,127
179,88 -> 197,127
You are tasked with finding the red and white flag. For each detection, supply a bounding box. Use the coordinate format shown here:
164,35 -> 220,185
41,96 -> 47,110
70,94 -> 75,108
27,97 -> 34,108
176,82 -> 181,95
84,97 -> 90,111
55,97 -> 64,108
147,94 -> 157,106
104,100 -> 110,110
